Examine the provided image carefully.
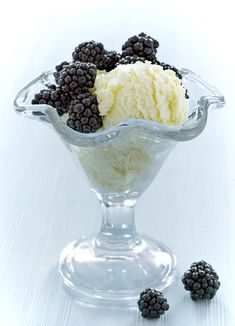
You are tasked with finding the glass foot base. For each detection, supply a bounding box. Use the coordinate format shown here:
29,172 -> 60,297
59,234 -> 177,305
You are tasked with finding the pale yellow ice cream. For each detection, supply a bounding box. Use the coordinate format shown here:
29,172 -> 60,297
73,62 -> 188,194
94,61 -> 188,129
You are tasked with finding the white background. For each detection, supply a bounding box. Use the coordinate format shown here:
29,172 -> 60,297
0,0 -> 235,325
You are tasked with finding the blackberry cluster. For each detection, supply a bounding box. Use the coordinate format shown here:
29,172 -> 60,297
54,61 -> 69,84
31,84 -> 70,116
102,51 -> 120,71
182,260 -> 220,301
58,62 -> 96,96
67,93 -> 102,133
118,55 -> 146,65
72,41 -> 106,70
138,288 -> 169,319
122,32 -> 159,62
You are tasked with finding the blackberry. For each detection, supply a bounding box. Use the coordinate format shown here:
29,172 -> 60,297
122,32 -> 159,62
102,51 -> 120,71
137,288 -> 169,319
182,260 -> 220,301
31,84 -> 70,116
118,55 -> 146,65
67,93 -> 102,133
72,41 -> 106,70
58,62 -> 96,97
161,62 -> 182,80
54,61 -> 69,84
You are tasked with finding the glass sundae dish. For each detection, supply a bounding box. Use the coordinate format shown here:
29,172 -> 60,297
14,33 -> 225,305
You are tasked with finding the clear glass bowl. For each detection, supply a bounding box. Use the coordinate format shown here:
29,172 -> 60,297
14,68 -> 225,305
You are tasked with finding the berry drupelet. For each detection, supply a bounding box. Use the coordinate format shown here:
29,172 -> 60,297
122,32 -> 159,62
31,84 -> 70,116
137,288 -> 169,319
58,62 -> 97,97
182,260 -> 220,301
72,41 -> 106,70
67,93 -> 103,133
54,61 -> 69,84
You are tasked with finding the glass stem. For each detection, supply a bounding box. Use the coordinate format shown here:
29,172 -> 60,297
96,199 -> 137,247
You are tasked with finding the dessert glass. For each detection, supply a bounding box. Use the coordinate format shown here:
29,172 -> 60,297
14,69 -> 225,305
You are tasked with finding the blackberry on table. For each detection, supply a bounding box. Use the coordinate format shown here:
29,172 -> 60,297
72,41 -> 106,70
54,61 -> 69,84
137,288 -> 169,319
58,62 -> 96,97
182,260 -> 220,301
31,84 -> 70,116
122,32 -> 159,62
67,93 -> 103,133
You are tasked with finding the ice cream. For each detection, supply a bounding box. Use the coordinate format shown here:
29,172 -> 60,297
94,61 -> 188,129
76,62 -> 188,194
77,132 -> 176,194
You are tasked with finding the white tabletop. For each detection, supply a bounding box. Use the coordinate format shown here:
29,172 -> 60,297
1,0 -> 235,325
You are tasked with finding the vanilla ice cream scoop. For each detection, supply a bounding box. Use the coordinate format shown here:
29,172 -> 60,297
94,61 -> 188,129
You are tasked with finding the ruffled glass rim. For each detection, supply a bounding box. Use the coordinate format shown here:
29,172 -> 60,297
14,68 -> 225,147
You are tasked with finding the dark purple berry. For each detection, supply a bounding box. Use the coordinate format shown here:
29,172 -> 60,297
122,32 -> 159,63
67,92 -> 102,133
58,62 -> 96,97
182,261 -> 220,301
138,289 -> 169,319
31,84 -> 70,116
72,41 -> 106,70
